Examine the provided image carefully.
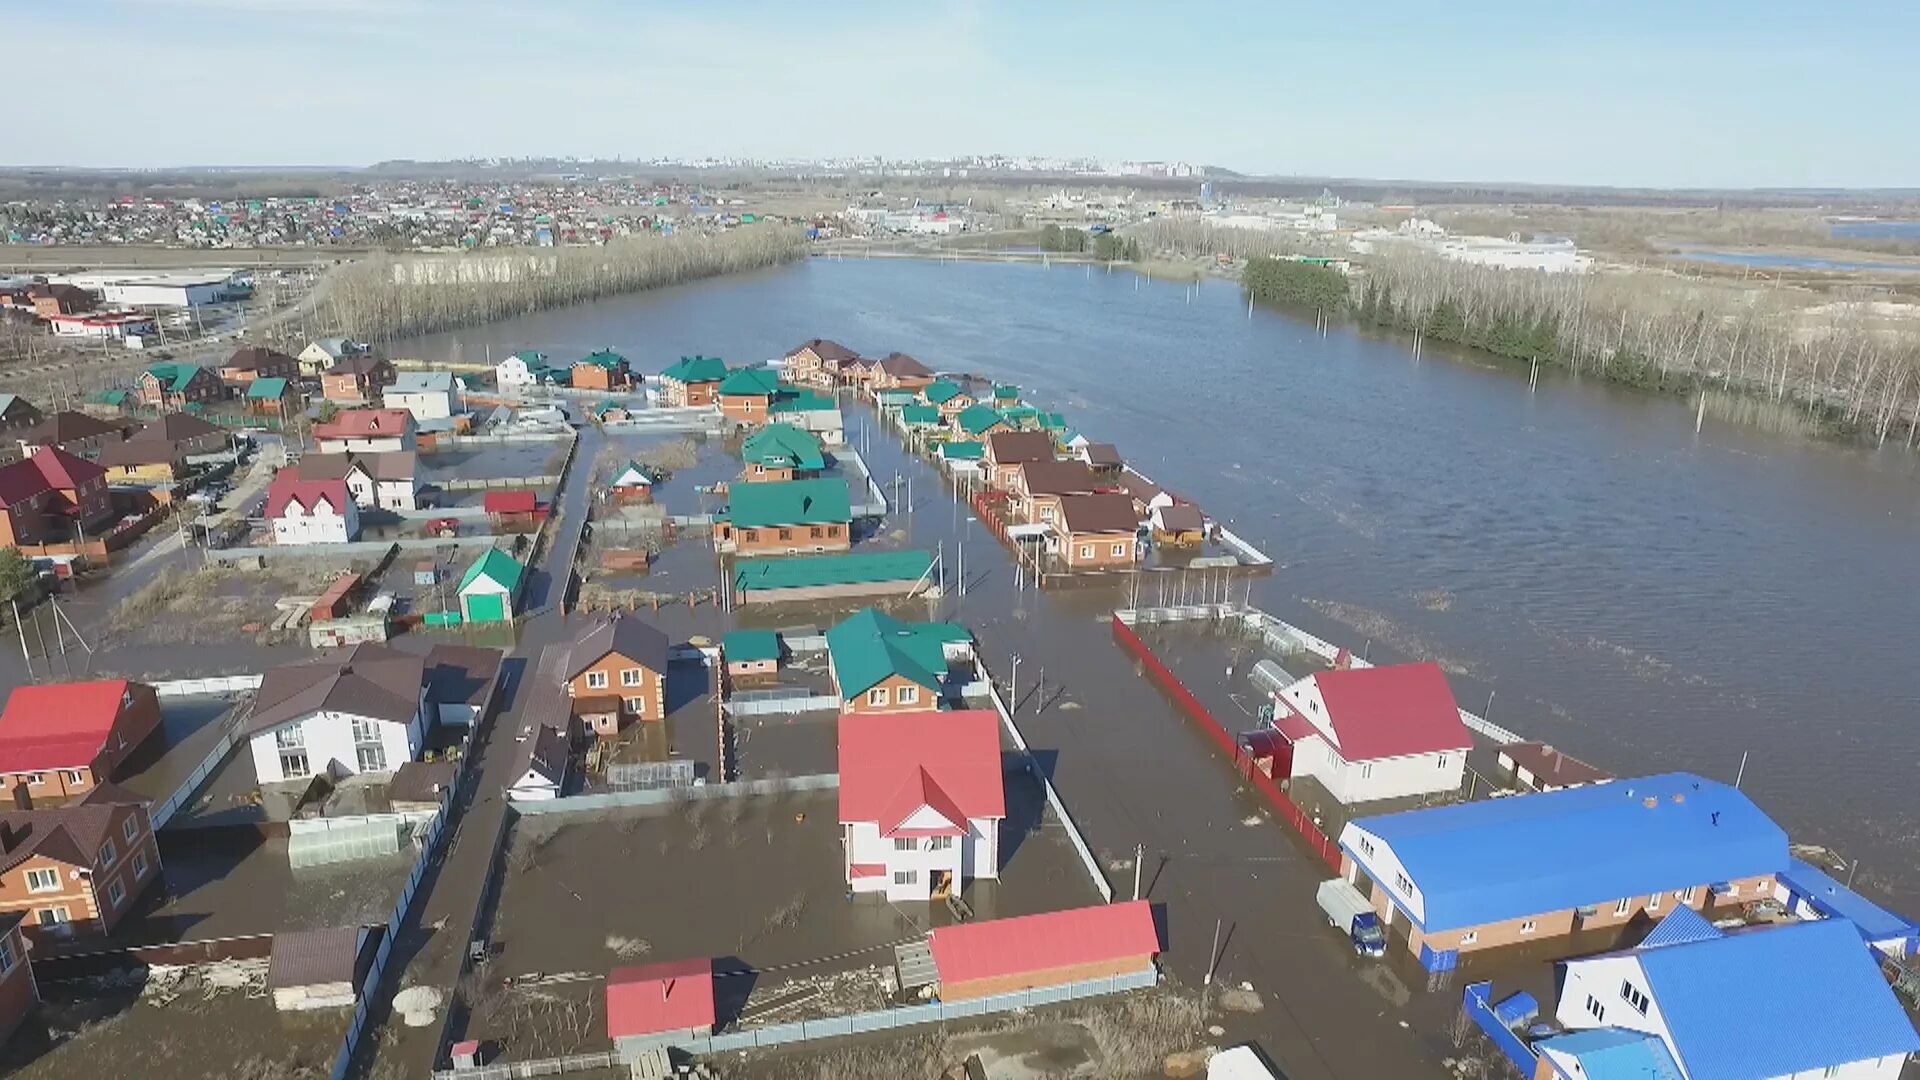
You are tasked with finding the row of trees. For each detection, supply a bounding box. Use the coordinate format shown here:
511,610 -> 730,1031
1038,225 -> 1142,261
1241,257 -> 1351,313
325,226 -> 806,342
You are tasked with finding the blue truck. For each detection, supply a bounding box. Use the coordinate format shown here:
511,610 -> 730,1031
1317,878 -> 1388,957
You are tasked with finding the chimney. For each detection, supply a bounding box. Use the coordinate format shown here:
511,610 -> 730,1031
11,784 -> 31,812
0,819 -> 16,852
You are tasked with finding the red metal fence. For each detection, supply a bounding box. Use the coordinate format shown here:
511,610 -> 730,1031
1110,614 -> 1343,872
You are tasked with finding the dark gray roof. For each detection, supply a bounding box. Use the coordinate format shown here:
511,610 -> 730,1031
561,616 -> 669,682
519,724 -> 570,787
1018,459 -> 1098,496
245,644 -> 425,738
984,431 -> 1054,465
0,782 -> 148,876
294,451 -> 415,484
1058,493 -> 1141,535
269,926 -> 364,989
426,644 -> 503,708
130,411 -> 222,444
1153,503 -> 1205,532
1082,442 -> 1123,467
387,761 -> 457,806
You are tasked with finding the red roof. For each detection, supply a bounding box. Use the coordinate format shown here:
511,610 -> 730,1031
313,408 -> 412,440
1307,662 -> 1470,762
0,680 -> 136,774
606,957 -> 715,1039
1271,708 -> 1320,743
929,901 -> 1160,985
837,711 -> 1005,829
265,473 -> 352,519
0,447 -> 104,509
483,489 -> 538,514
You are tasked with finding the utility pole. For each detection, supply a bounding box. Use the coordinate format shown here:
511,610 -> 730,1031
1009,654 -> 1020,716
11,599 -> 32,680
1733,750 -> 1749,789
1133,843 -> 1145,901
1205,917 -> 1223,987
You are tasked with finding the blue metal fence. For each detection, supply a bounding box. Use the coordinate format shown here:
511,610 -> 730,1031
1462,981 -> 1539,1077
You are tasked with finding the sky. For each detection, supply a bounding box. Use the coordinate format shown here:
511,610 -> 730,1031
2,0 -> 1914,189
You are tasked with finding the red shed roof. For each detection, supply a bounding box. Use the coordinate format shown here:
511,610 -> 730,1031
606,957 -> 715,1039
0,680 -> 138,774
837,711 -> 1005,831
1308,661 -> 1470,762
483,490 -> 538,514
930,901 -> 1160,986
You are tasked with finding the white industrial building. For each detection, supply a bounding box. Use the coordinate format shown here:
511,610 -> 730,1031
50,269 -> 250,308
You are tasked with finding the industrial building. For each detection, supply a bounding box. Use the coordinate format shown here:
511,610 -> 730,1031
49,269 -> 249,308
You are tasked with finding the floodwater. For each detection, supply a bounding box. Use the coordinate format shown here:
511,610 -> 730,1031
1669,245 -> 1920,273
393,257 -> 1920,916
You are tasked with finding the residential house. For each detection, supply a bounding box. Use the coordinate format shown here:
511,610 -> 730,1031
1074,441 -> 1123,479
1777,858 -> 1920,958
937,440 -> 985,475
268,926 -> 369,1012
0,783 -> 161,941
508,724 -> 570,802
921,380 -> 972,418
716,368 -> 784,426
712,477 -> 852,556
560,616 -> 670,736
312,409 -> 416,454
266,474 -> 361,545
739,423 -> 825,483
95,437 -> 187,484
0,913 -> 37,1043
242,644 -> 432,783
458,549 -> 523,624
0,396 -> 45,448
983,431 -> 1055,491
766,389 -> 844,443
1337,772 -> 1791,970
1264,662 -> 1470,805
722,630 -> 781,687
1053,493 -> 1141,569
837,710 -> 1005,902
865,352 -> 935,393
130,411 -> 226,456
1539,912 -> 1918,1080
1007,458 -> 1099,526
293,452 -> 420,511
387,760 -> 458,813
0,448 -> 113,548
0,680 -> 162,807
136,363 -> 221,409
494,350 -> 553,390
1149,503 -> 1205,546
383,372 -> 459,422
783,338 -> 861,386
609,461 -> 654,503
607,958 -> 715,1059
657,356 -> 729,407
825,608 -> 973,715
899,405 -> 943,433
16,410 -> 126,459
246,377 -> 299,416
28,283 -> 92,318
1496,742 -> 1612,793
1116,468 -> 1178,519
571,350 -> 632,391
928,901 -> 1160,1002
998,405 -> 1040,430
425,644 -> 502,729
219,346 -> 300,388
731,549 -> 938,607
321,355 -> 397,404
992,384 -> 1021,407
298,338 -> 368,376
953,403 -> 1010,440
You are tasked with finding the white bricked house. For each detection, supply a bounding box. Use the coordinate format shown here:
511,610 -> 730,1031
243,645 -> 429,784
837,710 -> 1004,903
266,474 -> 361,546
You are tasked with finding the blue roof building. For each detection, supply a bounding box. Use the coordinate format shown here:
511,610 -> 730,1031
1338,773 -> 1790,969
1535,1028 -> 1684,1080
1779,857 -> 1920,958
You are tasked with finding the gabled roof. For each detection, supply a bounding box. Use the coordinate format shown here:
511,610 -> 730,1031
389,371 -> 454,394
984,430 -> 1054,465
0,447 -> 105,507
307,338 -> 362,360
837,710 -> 1005,826
929,901 -> 1159,986
1152,503 -> 1204,533
1081,442 -> 1122,467
1057,493 -> 1140,535
611,461 -> 655,487
506,349 -> 547,366
562,616 -> 669,681
659,355 -> 729,384
607,957 -> 715,1039
881,767 -> 971,837
131,410 -> 222,445
717,368 -> 783,397
460,548 -> 524,594
98,438 -> 185,468
314,409 -> 413,440
1499,741 -> 1613,788
741,423 -> 825,471
1637,905 -> 1723,949
899,404 -> 942,427
224,345 -> 297,372
938,440 -> 985,461
269,926 -> 363,989
922,380 -> 965,406
787,338 -> 859,366
721,629 -> 781,664
0,679 -> 144,774
483,489 -> 538,514
992,384 -> 1020,401
266,473 -> 351,519
576,349 -> 628,370
824,608 -> 970,700
0,783 -> 149,875
721,477 -> 850,528
21,409 -> 121,446
1293,662 -> 1469,762
1535,1029 -> 1683,1080
874,352 -> 932,378
732,550 -> 934,593
1628,918 -> 1920,1080
244,643 -> 425,737
0,394 -> 30,419
955,402 -> 1009,436
247,377 -> 292,400
768,389 -> 837,414
143,362 -> 210,392
325,354 -> 390,376
1017,459 -> 1098,496
1345,773 -> 1790,932
1777,857 -> 1920,947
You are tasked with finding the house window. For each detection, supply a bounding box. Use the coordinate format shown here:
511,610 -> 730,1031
1585,995 -> 1605,1023
624,697 -> 644,715
586,671 -> 610,689
1459,931 -> 1478,946
1682,886 -> 1698,904
25,869 -> 59,893
929,836 -> 953,851
99,840 -> 116,868
0,937 -> 13,975
1111,543 -> 1126,557
25,773 -> 44,787
61,769 -> 86,788
124,816 -> 139,844
1359,838 -> 1374,858
280,752 -> 310,779
1436,755 -> 1448,769
1359,763 -> 1373,780
1394,872 -> 1413,895
867,687 -> 890,707
1614,897 -> 1631,916
1519,920 -> 1537,935
108,879 -> 126,908
741,529 -> 759,542
1647,893 -> 1661,913
1723,882 -> 1740,897
810,527 -> 823,539
274,725 -> 304,750
778,529 -> 792,541
132,851 -> 149,879
351,718 -> 381,744
893,870 -> 917,886
898,686 -> 919,706
621,668 -> 643,688
37,908 -> 70,929
893,838 -> 914,852
1078,546 -> 1093,559
1620,981 -> 1649,1016
357,744 -> 387,772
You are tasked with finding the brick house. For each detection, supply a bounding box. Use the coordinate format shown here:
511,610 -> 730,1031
219,346 -> 301,388
0,681 -> 163,806
983,431 -> 1055,491
953,403 -> 1011,440
783,338 -> 861,386
571,350 -> 632,392
246,377 -> 298,416
131,411 -> 227,456
921,380 -> 973,419
321,355 -> 397,405
739,423 -> 825,484
560,616 -> 670,736
1052,493 -> 1141,569
656,356 -> 728,407
1007,458 -> 1099,526
864,352 -> 935,393
0,396 -> 46,448
28,284 -> 93,318
928,901 -> 1160,1002
136,363 -> 221,409
0,447 -> 113,549
716,368 -> 784,426
312,409 -> 416,454
95,438 -> 189,484
712,478 -> 851,556
16,410 -> 126,459
0,784 -> 162,941
837,710 -> 1003,902
0,912 -> 37,1042
824,608 -> 972,715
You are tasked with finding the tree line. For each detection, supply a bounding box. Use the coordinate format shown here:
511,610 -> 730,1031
1039,224 -> 1141,261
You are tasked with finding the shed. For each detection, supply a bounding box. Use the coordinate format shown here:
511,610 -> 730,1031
458,549 -> 523,624
483,489 -> 543,531
722,630 -> 782,685
928,900 -> 1160,1002
608,957 -> 716,1059
269,926 -> 368,1011
413,560 -> 437,587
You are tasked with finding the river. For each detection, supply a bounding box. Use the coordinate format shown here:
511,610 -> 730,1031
396,256 -> 1920,911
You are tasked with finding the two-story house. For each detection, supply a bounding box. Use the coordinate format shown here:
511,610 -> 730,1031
711,478 -> 851,557
716,368 -> 784,427
95,438 -> 189,484
136,363 -> 221,409
571,350 -> 632,392
0,447 -> 113,549
983,431 -> 1056,491
1051,493 -> 1141,569
494,350 -> 552,390
321,355 -> 397,405
219,346 -> 301,389
921,380 -> 973,419
243,644 -> 432,783
1007,459 -> 1099,526
0,395 -> 47,459
131,411 -> 227,457
290,452 -> 420,512
17,410 -> 128,459
0,912 -> 36,1042
863,352 -> 935,393
312,409 -> 416,454
298,337 -> 369,376
783,339 -> 860,386
1265,661 -> 1470,805
656,356 -> 728,407
739,423 -> 825,483
824,608 -> 973,715
384,372 -> 459,422
838,710 -> 1005,902
0,784 -> 161,941
266,474 -> 361,545
559,616 -> 670,736
0,680 -> 162,806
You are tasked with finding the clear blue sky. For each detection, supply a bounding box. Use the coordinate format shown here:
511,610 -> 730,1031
4,0 -> 1913,188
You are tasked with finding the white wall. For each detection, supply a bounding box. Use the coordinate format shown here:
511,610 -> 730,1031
844,815 -> 997,902
1555,954 -> 1670,1043
272,496 -> 360,545
1338,823 -> 1427,926
387,390 -> 453,421
247,707 -> 422,784
496,359 -> 534,388
317,435 -> 407,454
1318,749 -> 1465,805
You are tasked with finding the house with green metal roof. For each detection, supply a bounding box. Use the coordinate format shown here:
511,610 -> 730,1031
715,477 -> 852,554
245,376 -> 296,415
993,384 -> 1021,404
1038,411 -> 1067,432
922,380 -> 969,411
718,368 -> 788,425
459,548 -> 524,624
873,389 -> 919,410
999,405 -> 1040,429
824,608 -> 973,713
658,355 -> 730,406
769,389 -> 836,415
741,423 -> 826,480
954,403 -> 1011,438
900,404 -> 942,429
732,550 -> 937,605
939,440 -> 985,463
572,349 -> 633,390
138,362 -> 221,408
722,629 -> 783,682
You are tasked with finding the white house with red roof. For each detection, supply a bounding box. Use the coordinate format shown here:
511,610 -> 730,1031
312,408 -> 416,454
838,710 -> 1005,902
267,473 -> 360,545
1267,661 -> 1469,804
606,957 -> 715,1060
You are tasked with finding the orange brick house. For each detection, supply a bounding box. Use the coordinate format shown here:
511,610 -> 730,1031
559,616 -> 670,736
783,339 -> 861,386
571,350 -> 633,392
0,681 -> 163,806
1007,458 -> 1099,526
864,352 -> 935,393
219,345 -> 301,388
0,784 -> 162,942
0,447 -> 113,550
136,363 -> 222,409
657,356 -> 728,407
321,355 -> 397,404
1052,493 -> 1141,569
716,368 -> 784,426
824,608 -> 973,715
983,431 -> 1056,491
712,478 -> 852,556
0,912 -> 36,1042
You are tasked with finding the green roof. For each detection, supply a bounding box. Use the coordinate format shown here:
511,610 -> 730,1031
145,363 -> 206,392
1037,412 -> 1067,430
955,403 -> 1010,437
769,389 -> 837,414
612,460 -> 655,486
741,423 -> 826,472
999,406 -> 1039,424
722,629 -> 783,663
994,384 -> 1020,401
660,355 -> 729,384
247,377 -> 290,399
88,389 -> 132,406
733,550 -> 935,593
900,404 -> 942,427
578,349 -> 628,370
717,368 -> 783,397
511,349 -> 548,365
824,608 -> 971,700
939,440 -> 985,460
460,548 -> 524,593
721,477 -> 850,528
923,380 -> 965,406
